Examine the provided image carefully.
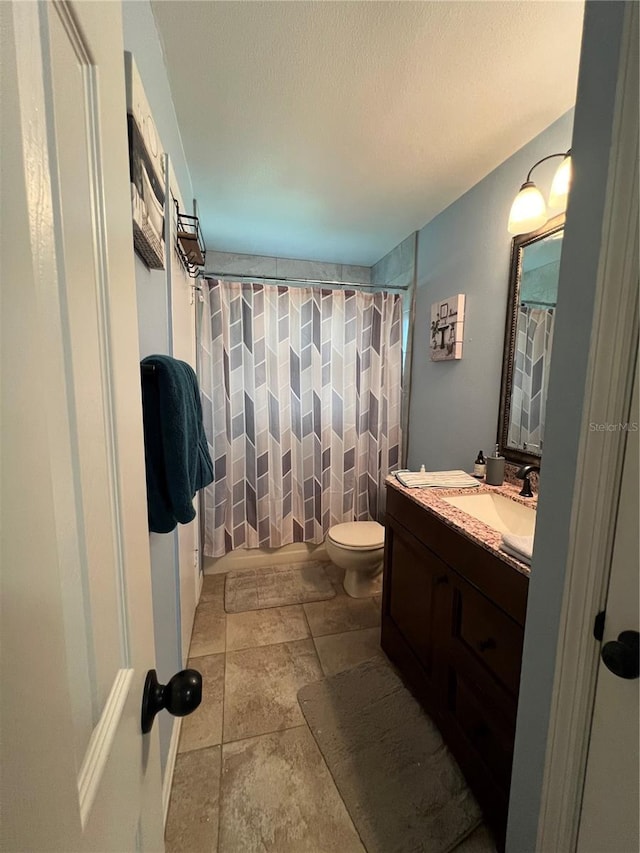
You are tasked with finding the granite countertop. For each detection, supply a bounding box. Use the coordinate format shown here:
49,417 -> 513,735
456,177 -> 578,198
385,475 -> 537,577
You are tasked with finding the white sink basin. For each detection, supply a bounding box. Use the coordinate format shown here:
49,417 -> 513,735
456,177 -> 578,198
441,493 -> 536,537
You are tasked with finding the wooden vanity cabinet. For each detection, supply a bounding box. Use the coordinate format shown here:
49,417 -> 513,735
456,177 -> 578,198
381,486 -> 529,849
382,517 -> 451,724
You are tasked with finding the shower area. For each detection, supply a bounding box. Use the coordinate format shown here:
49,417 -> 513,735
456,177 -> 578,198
196,237 -> 415,567
198,278 -> 403,563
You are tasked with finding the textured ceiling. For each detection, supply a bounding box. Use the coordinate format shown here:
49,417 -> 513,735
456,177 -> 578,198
151,1 -> 583,266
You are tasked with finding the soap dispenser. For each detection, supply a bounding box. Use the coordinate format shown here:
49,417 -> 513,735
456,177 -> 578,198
486,444 -> 505,486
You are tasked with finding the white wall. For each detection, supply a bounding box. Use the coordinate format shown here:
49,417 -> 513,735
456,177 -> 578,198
122,1 -> 193,206
122,1 -> 195,782
507,3 -> 629,850
135,260 -> 170,356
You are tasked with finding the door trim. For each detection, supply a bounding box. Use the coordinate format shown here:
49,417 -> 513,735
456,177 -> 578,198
536,4 -> 639,849
162,716 -> 183,827
78,668 -> 134,826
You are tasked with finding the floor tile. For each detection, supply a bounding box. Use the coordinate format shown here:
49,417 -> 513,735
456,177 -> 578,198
303,594 -> 380,637
190,600 -> 226,657
314,627 -> 384,677
165,746 -> 221,853
453,824 -> 497,852
224,639 -> 322,742
226,604 -> 310,651
178,653 -> 224,753
219,726 -> 365,853
200,573 -> 226,607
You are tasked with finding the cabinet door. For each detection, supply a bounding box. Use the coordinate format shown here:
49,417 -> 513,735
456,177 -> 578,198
450,574 -> 524,699
443,571 -> 523,840
386,520 -> 450,679
447,666 -> 516,790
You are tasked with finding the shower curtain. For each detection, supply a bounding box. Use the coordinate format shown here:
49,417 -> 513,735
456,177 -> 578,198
509,305 -> 555,451
199,280 -> 402,557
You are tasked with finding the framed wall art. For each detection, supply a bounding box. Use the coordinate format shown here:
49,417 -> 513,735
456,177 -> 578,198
430,293 -> 465,361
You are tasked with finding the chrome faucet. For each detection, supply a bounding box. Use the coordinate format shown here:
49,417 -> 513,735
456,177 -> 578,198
516,464 -> 540,498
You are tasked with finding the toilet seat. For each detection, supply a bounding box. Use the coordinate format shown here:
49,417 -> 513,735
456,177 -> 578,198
327,521 -> 385,551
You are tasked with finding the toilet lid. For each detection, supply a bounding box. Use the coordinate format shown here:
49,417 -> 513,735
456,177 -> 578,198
328,521 -> 385,550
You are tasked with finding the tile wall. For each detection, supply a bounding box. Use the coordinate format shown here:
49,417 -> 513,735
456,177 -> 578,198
371,234 -> 416,290
204,251 -> 371,285
371,233 -> 418,466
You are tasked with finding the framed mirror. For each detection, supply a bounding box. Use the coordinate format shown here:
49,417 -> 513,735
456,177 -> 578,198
498,214 -> 564,465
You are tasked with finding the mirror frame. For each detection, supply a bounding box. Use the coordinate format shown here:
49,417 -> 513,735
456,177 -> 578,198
497,213 -> 565,466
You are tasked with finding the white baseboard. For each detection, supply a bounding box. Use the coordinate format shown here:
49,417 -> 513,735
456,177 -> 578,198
197,566 -> 203,599
203,541 -> 330,575
162,716 -> 182,828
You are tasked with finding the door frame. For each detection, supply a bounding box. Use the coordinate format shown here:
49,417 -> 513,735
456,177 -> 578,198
535,3 -> 639,849
1,0 -> 165,848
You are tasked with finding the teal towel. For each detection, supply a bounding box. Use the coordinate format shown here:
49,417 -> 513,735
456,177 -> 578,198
141,355 -> 213,534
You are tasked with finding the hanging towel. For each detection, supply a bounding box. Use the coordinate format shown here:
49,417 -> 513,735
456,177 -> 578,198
141,355 -> 213,534
500,533 -> 534,565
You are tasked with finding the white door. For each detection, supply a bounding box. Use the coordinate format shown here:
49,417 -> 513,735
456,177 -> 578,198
1,1 -> 164,850
577,364 -> 639,852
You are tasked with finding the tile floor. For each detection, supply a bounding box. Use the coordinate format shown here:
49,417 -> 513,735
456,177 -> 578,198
165,562 -> 495,853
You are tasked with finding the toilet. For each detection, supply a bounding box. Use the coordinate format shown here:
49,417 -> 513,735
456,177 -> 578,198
325,521 -> 385,598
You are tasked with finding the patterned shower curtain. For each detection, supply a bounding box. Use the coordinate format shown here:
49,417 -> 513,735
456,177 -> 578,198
199,280 -> 402,557
509,305 -> 555,451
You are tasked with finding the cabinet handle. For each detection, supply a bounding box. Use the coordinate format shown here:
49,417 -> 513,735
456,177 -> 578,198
478,637 -> 496,652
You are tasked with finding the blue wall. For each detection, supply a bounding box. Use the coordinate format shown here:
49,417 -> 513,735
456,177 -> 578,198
407,111 -> 574,471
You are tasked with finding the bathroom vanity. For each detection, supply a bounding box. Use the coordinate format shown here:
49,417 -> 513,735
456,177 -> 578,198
381,479 -> 531,849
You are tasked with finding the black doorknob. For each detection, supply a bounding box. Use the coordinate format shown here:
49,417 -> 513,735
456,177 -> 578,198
141,668 -> 202,734
601,631 -> 639,680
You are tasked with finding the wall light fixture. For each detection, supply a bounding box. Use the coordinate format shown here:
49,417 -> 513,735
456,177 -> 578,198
508,150 -> 572,235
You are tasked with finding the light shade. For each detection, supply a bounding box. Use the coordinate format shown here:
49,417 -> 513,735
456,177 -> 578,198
548,154 -> 572,209
507,182 -> 547,235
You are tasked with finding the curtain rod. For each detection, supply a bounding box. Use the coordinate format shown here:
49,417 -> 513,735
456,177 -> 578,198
200,272 -> 408,291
